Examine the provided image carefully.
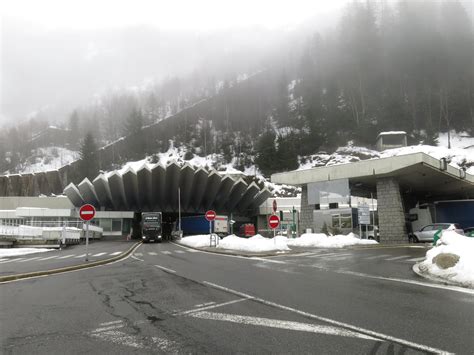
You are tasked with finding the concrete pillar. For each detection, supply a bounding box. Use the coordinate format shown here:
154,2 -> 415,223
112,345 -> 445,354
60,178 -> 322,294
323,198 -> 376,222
299,184 -> 314,234
376,177 -> 407,244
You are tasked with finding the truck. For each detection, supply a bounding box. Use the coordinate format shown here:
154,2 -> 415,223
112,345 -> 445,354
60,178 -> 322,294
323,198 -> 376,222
180,215 -> 228,237
408,200 -> 474,232
141,212 -> 162,243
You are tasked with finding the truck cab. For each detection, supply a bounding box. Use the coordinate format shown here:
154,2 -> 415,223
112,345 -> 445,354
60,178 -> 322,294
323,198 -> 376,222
141,212 -> 163,243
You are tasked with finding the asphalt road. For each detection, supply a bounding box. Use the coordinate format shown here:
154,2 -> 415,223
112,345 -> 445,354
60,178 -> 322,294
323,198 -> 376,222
1,241 -> 473,354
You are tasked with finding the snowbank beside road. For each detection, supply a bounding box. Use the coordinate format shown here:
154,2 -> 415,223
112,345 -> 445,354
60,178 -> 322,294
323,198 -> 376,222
0,248 -> 54,257
287,233 -> 378,248
418,231 -> 474,288
178,232 -> 375,253
219,234 -> 290,253
179,234 -> 290,253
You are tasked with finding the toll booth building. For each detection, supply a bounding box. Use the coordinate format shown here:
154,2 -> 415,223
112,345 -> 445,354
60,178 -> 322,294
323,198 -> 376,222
271,152 -> 474,244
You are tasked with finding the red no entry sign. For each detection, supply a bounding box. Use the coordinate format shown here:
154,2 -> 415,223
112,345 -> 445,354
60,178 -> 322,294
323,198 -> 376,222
205,210 -> 216,221
268,214 -> 280,229
79,204 -> 96,221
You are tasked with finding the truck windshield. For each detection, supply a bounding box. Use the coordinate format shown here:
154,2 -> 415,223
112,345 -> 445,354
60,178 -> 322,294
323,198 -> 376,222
143,215 -> 161,227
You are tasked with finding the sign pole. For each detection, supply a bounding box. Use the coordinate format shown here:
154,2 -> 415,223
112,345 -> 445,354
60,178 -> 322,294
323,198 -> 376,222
209,221 -> 212,247
85,221 -> 89,262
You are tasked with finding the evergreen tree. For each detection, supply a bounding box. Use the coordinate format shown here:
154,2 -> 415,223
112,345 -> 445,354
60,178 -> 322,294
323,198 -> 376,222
123,107 -> 146,159
78,132 -> 100,180
255,130 -> 278,176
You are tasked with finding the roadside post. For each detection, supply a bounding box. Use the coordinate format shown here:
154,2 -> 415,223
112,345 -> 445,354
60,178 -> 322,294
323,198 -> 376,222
79,204 -> 96,261
205,210 -> 217,247
268,214 -> 280,245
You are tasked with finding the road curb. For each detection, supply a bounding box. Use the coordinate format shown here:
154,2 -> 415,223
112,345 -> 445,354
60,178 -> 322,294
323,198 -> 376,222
412,262 -> 474,289
0,242 -> 142,283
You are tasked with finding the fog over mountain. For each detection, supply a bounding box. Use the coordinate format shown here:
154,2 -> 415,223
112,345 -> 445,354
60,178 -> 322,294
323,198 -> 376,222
1,1 -> 343,125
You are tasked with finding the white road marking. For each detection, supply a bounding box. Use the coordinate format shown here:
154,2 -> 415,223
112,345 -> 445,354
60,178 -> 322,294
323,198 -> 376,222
365,254 -> 392,260
0,258 -> 8,261
405,257 -> 425,262
37,255 -> 60,261
175,298 -> 252,316
92,324 -> 125,332
148,252 -> 158,255
161,251 -> 172,255
100,320 -> 123,326
155,265 -> 176,273
17,257 -> 42,262
250,257 -> 288,264
74,254 -> 86,258
385,255 -> 411,261
174,250 -> 185,254
187,249 -> 199,252
190,311 -> 376,340
91,330 -> 144,349
57,255 -> 75,259
194,302 -> 216,307
306,252 -> 340,258
110,252 -> 122,256
131,255 -> 144,262
0,257 -> 26,263
203,281 -> 453,354
134,253 -> 143,256
92,252 -> 107,257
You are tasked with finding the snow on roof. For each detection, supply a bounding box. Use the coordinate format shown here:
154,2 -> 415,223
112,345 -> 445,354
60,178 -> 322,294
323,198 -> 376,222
376,131 -> 406,138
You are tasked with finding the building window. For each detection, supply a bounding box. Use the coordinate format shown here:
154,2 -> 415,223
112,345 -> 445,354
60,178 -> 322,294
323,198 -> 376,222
100,219 -> 112,231
329,202 -> 339,209
112,219 -> 122,232
314,204 -> 320,210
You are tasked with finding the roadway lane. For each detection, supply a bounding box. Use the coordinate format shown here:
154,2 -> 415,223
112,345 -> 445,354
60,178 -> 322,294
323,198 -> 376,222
1,241 -> 473,354
0,240 -> 136,277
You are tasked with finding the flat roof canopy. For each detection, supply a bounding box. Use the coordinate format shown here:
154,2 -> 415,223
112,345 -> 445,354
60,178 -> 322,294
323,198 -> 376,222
272,153 -> 474,201
64,161 -> 271,214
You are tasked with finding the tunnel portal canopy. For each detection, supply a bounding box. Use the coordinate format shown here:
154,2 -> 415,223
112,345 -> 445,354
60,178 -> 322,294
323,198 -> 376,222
272,152 -> 474,201
64,162 -> 271,214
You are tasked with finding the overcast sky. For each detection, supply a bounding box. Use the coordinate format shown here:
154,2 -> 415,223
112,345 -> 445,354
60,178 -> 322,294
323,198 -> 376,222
1,0 -> 352,124
2,0 -> 348,30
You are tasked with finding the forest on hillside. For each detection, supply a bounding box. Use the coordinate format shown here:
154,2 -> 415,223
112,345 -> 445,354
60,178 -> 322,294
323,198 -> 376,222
1,0 -> 472,177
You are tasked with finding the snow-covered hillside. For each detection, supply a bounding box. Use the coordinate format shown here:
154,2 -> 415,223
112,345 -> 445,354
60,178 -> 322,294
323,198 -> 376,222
299,131 -> 474,175
6,147 -> 79,175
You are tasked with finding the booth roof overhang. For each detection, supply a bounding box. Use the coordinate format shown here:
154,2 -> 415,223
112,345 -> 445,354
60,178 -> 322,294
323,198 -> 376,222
271,152 -> 474,201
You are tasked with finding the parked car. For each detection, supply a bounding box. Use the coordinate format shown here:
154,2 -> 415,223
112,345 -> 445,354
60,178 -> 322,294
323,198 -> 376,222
464,227 -> 474,237
409,223 -> 464,243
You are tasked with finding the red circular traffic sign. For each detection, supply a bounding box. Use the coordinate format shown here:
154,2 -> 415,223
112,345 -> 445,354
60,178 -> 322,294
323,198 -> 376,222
268,214 -> 280,229
205,210 -> 216,221
79,204 -> 96,221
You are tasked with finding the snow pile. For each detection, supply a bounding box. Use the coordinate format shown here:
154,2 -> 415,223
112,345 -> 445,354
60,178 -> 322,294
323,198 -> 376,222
418,231 -> 474,287
0,248 -> 54,257
179,232 -> 375,252
219,234 -> 290,253
179,234 -> 290,253
287,233 -> 378,248
178,235 -> 212,248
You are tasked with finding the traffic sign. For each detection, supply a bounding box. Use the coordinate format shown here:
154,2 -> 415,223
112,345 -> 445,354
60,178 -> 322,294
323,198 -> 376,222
268,214 -> 280,229
358,204 -> 370,224
205,210 -> 216,221
272,199 -> 277,213
79,204 -> 96,221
